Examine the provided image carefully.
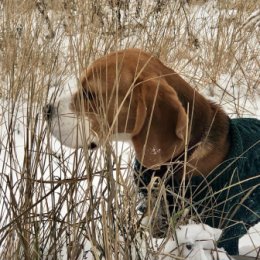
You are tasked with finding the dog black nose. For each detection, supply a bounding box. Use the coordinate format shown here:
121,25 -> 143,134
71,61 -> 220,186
43,104 -> 54,121
88,142 -> 98,150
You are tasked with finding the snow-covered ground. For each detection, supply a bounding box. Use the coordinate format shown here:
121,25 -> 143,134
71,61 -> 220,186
84,221 -> 236,260
0,1 -> 259,259
0,84 -> 260,260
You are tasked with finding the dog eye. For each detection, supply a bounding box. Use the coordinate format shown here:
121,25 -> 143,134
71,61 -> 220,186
83,90 -> 95,100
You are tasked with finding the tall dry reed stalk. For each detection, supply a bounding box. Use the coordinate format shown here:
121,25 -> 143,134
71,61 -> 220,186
0,0 -> 259,259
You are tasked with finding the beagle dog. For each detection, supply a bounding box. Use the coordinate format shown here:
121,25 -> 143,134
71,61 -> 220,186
43,49 -> 260,255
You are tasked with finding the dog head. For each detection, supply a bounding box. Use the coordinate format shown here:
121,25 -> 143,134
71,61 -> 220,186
43,49 -> 187,168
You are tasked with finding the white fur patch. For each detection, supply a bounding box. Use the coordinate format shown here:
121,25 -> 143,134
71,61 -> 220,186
47,94 -> 98,148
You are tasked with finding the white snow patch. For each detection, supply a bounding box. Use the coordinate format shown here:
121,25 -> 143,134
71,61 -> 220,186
82,221 -> 234,260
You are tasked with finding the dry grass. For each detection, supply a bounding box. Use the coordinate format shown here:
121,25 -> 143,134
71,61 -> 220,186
0,0 -> 259,259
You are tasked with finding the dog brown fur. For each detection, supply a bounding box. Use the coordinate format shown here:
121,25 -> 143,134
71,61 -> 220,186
72,48 -> 230,179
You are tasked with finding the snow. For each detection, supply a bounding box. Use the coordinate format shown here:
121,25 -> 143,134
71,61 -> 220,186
0,89 -> 260,260
0,1 -> 260,259
240,224 -> 260,257
83,220 -> 234,260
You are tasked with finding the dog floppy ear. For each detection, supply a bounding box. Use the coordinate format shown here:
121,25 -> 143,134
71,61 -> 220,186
132,78 -> 187,168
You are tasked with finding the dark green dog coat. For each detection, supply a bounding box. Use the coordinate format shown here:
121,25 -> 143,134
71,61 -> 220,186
134,118 -> 260,255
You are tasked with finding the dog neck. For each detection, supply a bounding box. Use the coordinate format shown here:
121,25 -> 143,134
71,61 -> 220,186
185,102 -> 230,178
